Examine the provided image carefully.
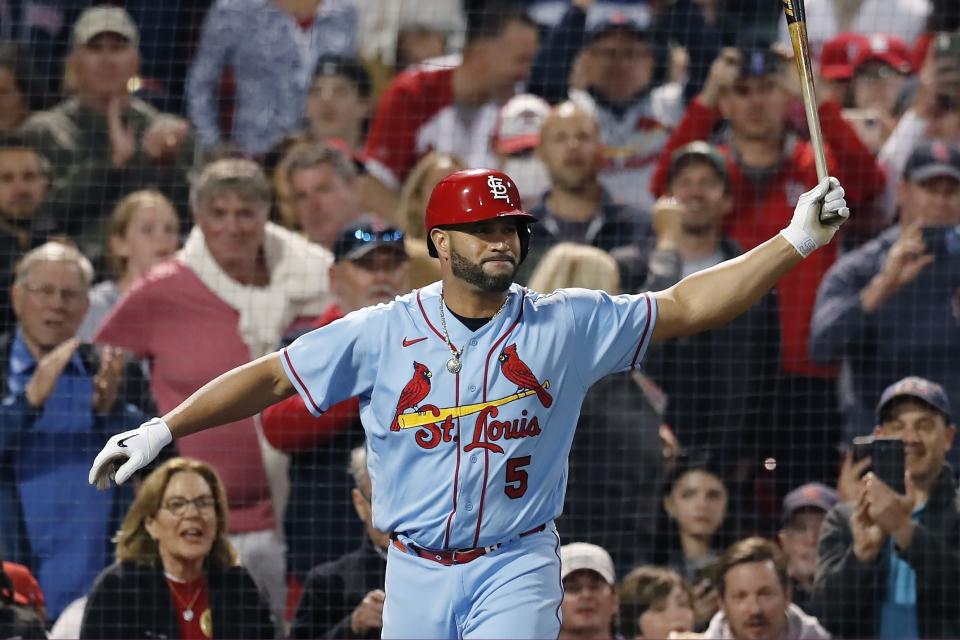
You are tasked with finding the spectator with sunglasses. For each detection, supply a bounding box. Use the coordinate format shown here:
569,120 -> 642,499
81,457 -> 274,639
261,218 -> 409,594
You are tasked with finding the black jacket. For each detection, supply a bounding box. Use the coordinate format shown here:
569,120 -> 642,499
290,540 -> 387,639
811,465 -> 960,639
80,561 -> 275,639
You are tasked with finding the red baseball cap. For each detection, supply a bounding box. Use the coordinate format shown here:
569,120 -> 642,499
819,32 -> 870,81
2,562 -> 45,609
852,33 -> 912,75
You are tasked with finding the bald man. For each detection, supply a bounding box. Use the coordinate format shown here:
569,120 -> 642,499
517,102 -> 653,282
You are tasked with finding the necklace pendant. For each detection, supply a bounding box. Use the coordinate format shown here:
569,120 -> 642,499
183,609 -> 194,622
446,356 -> 462,374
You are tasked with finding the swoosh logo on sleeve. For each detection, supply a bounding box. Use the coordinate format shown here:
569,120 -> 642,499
402,336 -> 428,348
117,434 -> 139,448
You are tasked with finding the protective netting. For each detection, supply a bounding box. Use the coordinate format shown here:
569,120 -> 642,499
0,0 -> 959,638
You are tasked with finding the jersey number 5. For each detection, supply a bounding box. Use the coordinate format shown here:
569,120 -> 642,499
504,456 -> 531,499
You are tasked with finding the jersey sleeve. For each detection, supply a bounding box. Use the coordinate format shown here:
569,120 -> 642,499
279,307 -> 379,416
562,288 -> 658,387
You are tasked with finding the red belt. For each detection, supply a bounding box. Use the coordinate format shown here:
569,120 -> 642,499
390,524 -> 547,566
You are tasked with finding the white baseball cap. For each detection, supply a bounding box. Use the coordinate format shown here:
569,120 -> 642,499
73,6 -> 139,47
560,542 -> 616,585
493,94 -> 551,155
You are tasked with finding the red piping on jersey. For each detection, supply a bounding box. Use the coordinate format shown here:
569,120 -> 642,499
282,348 -> 325,415
630,294 -> 653,369
442,372 -> 462,548
417,289 -> 449,343
473,289 -> 527,548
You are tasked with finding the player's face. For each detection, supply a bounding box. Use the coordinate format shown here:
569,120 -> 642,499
443,218 -> 521,293
146,471 -> 218,571
0,149 -> 48,221
290,164 -> 360,249
666,469 -> 727,539
721,561 -> 790,640
875,400 -> 956,483
12,260 -> 89,354
305,74 -> 368,143
719,76 -> 787,142
194,192 -> 269,275
331,247 -> 409,312
72,33 -> 139,99
110,201 -> 179,280
560,570 -> 618,637
537,107 -> 601,191
900,175 -> 960,226
585,31 -> 655,104
637,584 -> 695,640
777,509 -> 826,587
668,161 -> 732,234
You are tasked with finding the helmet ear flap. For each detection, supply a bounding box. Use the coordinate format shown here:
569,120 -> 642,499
518,224 -> 530,264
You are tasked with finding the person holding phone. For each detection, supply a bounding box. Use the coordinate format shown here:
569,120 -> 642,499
811,376 -> 960,639
811,140 -> 960,442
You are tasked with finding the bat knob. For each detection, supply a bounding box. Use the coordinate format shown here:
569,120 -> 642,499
819,209 -> 846,226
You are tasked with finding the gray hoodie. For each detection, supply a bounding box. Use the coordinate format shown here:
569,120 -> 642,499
703,603 -> 831,640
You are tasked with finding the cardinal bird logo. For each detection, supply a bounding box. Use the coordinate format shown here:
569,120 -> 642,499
390,362 -> 433,431
498,344 -> 553,408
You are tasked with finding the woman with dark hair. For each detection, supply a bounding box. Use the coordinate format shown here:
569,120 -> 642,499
648,453 -> 730,629
80,458 -> 275,639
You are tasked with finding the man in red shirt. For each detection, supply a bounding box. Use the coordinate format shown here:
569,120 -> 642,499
261,218 -> 409,604
651,45 -> 886,488
359,1 -> 539,219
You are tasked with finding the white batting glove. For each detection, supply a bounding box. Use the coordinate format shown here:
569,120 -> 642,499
88,417 -> 172,489
779,177 -> 850,258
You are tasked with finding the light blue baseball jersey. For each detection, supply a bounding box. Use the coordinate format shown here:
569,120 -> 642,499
280,281 -> 657,550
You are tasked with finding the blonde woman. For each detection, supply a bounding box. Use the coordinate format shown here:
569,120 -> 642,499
527,243 -> 620,294
395,152 -> 463,287
78,190 -> 180,341
81,458 -> 274,639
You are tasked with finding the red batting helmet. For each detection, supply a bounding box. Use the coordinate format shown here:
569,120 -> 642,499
424,168 -> 538,260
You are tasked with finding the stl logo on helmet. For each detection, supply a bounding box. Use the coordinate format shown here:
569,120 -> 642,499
487,175 -> 513,202
389,344 -> 552,452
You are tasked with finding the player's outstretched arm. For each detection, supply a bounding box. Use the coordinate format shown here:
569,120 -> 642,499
88,352 -> 295,487
652,177 -> 849,343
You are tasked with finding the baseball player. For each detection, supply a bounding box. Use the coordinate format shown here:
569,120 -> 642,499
89,168 -> 849,638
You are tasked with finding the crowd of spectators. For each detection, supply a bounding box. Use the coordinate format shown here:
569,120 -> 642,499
0,0 -> 959,637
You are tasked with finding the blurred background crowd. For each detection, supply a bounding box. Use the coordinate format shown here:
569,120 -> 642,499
0,0 -> 959,637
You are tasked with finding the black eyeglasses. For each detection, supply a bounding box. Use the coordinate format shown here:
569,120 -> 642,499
162,495 -> 217,516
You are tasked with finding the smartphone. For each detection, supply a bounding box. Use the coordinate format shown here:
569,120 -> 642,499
851,436 -> 906,493
921,226 -> 960,255
873,437 -> 906,494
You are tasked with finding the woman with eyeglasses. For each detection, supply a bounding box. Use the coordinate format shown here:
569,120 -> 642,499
80,458 -> 275,639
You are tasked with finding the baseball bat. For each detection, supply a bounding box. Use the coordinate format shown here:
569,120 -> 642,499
781,0 -> 844,225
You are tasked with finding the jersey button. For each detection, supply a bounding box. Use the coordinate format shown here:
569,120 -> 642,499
470,339 -> 478,346
470,454 -> 478,463
468,384 -> 477,393
465,502 -> 474,511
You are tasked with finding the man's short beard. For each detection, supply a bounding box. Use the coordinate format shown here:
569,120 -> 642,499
450,247 -> 515,293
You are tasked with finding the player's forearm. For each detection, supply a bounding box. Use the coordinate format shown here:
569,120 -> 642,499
654,236 -> 800,340
162,353 -> 295,438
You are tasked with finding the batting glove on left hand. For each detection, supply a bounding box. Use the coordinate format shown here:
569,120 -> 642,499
88,417 -> 172,489
780,176 -> 850,258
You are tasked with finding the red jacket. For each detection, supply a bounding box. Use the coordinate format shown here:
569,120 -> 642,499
262,305 -> 360,452
650,98 -> 886,377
